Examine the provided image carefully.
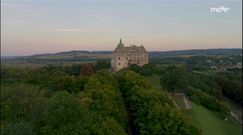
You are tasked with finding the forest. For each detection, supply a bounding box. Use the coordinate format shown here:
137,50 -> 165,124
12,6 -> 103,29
1,57 -> 242,135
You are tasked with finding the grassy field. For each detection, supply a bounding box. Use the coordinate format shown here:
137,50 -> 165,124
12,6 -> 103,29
145,74 -> 161,90
185,102 -> 242,135
171,95 -> 186,109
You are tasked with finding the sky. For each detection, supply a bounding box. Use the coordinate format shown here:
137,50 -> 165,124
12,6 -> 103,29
1,0 -> 242,56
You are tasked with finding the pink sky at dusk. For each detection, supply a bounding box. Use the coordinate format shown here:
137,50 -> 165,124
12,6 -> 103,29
1,0 -> 242,56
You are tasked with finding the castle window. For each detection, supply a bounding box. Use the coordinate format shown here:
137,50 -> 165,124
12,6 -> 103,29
118,57 -> 120,60
137,62 -> 140,64
118,62 -> 120,65
126,57 -> 128,60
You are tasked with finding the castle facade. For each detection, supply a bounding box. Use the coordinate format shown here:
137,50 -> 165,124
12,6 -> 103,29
111,39 -> 148,71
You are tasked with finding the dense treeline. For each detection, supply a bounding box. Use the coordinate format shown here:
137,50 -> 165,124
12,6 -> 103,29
187,73 -> 222,99
117,70 -> 202,135
1,64 -> 202,135
185,86 -> 229,116
129,64 -> 235,117
1,60 -> 110,92
1,66 -> 88,93
39,70 -> 127,135
1,62 -> 126,135
77,70 -> 126,134
159,65 -> 230,116
128,64 -> 163,76
1,56 -> 241,135
216,74 -> 242,105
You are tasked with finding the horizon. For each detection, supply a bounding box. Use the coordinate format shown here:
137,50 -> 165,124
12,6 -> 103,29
1,47 -> 241,57
1,0 -> 242,56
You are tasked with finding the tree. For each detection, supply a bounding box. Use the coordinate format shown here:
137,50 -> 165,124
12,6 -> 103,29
80,70 -> 126,128
41,91 -> 91,135
1,84 -> 46,123
129,64 -> 141,73
80,63 -> 95,76
160,65 -> 187,92
216,75 -> 242,104
1,122 -> 36,135
185,86 -> 229,116
95,59 -> 111,71
1,84 -> 47,134
118,70 -> 201,135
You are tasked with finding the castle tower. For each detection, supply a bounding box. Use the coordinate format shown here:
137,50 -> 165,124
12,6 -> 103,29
118,38 -> 124,47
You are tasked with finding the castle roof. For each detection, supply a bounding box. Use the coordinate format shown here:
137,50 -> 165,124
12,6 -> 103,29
114,39 -> 147,53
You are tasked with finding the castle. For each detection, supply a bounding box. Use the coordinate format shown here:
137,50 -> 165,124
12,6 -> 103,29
111,39 -> 148,71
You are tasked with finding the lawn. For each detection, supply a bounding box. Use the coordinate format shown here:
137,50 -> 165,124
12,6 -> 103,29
185,102 -> 242,135
145,74 -> 161,90
171,95 -> 186,109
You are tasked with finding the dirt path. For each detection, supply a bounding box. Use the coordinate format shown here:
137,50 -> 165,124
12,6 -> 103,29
183,96 -> 192,109
169,93 -> 192,110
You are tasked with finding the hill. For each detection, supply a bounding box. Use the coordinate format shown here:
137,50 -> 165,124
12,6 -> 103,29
1,48 -> 242,67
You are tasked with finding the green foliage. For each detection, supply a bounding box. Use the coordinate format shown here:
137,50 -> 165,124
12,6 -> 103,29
1,122 -> 36,135
118,70 -> 201,135
42,64 -> 83,76
0,69 -> 127,135
158,65 -> 230,116
128,64 -> 163,76
43,92 -> 82,128
2,59 -> 239,135
185,86 -> 229,116
80,63 -> 95,76
215,74 -> 242,105
95,59 -> 111,71
187,102 -> 242,135
160,65 -> 188,92
98,118 -> 127,135
144,103 -> 200,135
1,65 -> 90,93
41,91 -> 92,135
1,84 -> 46,123
1,84 -> 47,135
1,67 -> 34,84
187,73 -> 221,99
79,70 -> 126,129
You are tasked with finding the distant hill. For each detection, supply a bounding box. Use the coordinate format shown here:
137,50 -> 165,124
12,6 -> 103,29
1,48 -> 242,66
148,48 -> 242,58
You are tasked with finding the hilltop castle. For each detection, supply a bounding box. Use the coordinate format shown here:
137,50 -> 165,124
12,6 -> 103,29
111,39 -> 148,71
